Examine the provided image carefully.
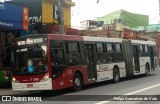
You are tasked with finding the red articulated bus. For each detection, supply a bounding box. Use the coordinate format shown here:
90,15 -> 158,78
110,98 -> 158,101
11,34 -> 158,91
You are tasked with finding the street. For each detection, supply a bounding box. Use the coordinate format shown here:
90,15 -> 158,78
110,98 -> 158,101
0,69 -> 160,104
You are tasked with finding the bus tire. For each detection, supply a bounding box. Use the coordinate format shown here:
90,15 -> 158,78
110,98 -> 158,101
145,64 -> 150,76
113,68 -> 120,83
73,73 -> 83,91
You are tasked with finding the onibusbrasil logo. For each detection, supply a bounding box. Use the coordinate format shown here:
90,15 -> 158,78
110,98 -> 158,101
1,96 -> 42,101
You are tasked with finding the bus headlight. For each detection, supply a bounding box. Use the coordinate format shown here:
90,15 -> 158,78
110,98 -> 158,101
40,73 -> 49,82
12,77 -> 19,82
12,77 -> 16,82
43,75 -> 49,81
42,73 -> 49,81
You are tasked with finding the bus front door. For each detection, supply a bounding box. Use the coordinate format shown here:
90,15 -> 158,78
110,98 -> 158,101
149,46 -> 155,71
84,44 -> 96,81
133,45 -> 140,73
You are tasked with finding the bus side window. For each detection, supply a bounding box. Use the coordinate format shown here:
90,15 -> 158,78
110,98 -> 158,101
106,43 -> 113,53
67,42 -> 82,66
115,44 -> 123,62
50,41 -> 65,66
144,45 -> 149,56
51,49 -> 65,65
139,45 -> 143,57
106,43 -> 114,63
153,46 -> 157,57
96,43 -> 105,64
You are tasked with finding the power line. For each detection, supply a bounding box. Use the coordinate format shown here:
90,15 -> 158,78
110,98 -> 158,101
58,0 -> 65,34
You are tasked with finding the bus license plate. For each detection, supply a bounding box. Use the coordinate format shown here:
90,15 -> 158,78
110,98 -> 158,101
27,84 -> 33,88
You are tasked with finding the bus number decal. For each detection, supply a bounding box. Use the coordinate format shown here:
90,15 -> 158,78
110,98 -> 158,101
97,64 -> 109,72
97,64 -> 111,82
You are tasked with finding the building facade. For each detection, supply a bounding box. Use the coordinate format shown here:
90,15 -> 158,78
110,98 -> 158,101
96,10 -> 149,28
7,0 -> 75,35
132,24 -> 160,32
0,2 -> 28,78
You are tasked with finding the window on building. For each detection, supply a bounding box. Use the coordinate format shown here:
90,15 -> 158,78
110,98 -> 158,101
54,5 -> 58,19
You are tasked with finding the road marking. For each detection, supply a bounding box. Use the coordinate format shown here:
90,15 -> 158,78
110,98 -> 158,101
95,83 -> 160,104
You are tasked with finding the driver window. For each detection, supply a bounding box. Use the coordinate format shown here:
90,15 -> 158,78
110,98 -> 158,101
51,49 -> 65,65
50,41 -> 65,66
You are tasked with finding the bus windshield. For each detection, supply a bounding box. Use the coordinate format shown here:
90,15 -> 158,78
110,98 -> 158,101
13,45 -> 47,75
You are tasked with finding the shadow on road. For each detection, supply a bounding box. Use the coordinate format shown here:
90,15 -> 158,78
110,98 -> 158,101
81,73 -> 157,91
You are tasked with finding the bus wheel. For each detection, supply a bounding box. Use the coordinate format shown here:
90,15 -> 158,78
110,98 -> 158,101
113,68 -> 120,83
73,73 -> 82,91
145,64 -> 150,76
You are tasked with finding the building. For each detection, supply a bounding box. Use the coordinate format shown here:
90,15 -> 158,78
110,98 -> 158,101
6,0 -> 75,35
0,2 -> 28,60
131,24 -> 160,41
95,9 -> 149,28
132,24 -> 160,32
0,2 -> 28,73
80,20 -> 99,29
78,9 -> 150,38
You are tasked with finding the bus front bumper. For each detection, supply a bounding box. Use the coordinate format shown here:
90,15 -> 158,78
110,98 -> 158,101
12,78 -> 52,91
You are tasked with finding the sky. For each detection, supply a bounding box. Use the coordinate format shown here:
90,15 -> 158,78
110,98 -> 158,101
71,0 -> 159,28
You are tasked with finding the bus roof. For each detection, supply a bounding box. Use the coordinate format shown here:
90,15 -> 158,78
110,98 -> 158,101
48,34 -> 84,41
14,34 -> 46,41
83,36 -> 156,45
131,40 -> 156,45
14,34 -> 156,46
83,36 -> 122,43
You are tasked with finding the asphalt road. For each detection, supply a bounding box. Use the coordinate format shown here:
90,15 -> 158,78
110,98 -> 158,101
1,69 -> 160,104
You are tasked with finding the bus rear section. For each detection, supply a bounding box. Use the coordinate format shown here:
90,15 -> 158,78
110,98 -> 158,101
122,39 -> 158,77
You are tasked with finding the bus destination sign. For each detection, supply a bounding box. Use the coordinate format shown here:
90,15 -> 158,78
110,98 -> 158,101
17,38 -> 44,45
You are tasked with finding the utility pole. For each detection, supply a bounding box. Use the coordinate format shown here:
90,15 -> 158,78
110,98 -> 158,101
58,0 -> 65,34
159,0 -> 160,24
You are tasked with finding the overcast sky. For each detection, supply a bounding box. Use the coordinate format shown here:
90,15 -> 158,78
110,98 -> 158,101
71,0 -> 159,28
